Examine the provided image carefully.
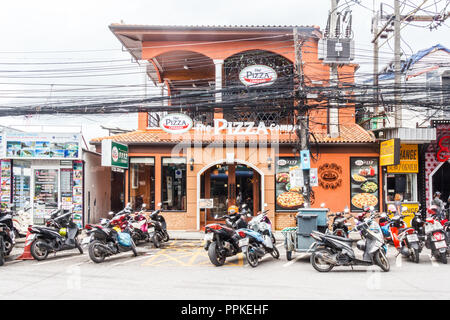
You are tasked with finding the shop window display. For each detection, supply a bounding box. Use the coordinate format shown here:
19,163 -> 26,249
162,157 -> 186,211
130,157 -> 155,211
386,173 -> 417,202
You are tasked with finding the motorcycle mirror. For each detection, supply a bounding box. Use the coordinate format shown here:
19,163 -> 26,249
157,202 -> 162,208
264,203 -> 268,207
320,203 -> 326,208
344,207 -> 349,213
247,213 -> 252,218
142,203 -> 147,209
108,211 -> 115,216
241,204 -> 247,209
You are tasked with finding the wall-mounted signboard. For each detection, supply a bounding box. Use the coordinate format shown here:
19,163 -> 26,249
101,140 -> 129,169
239,65 -> 277,87
3,133 -> 81,160
350,157 -> 379,212
387,144 -> 418,173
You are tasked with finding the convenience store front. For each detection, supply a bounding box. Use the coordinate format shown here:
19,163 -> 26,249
0,132 -> 84,226
92,120 -> 380,231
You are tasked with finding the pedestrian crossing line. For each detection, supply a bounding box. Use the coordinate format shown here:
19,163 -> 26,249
283,254 -> 307,267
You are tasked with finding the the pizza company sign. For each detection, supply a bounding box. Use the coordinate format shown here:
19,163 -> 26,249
160,113 -> 193,134
239,65 -> 277,87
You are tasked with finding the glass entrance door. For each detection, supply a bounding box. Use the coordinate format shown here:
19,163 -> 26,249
201,163 -> 260,224
32,168 -> 59,224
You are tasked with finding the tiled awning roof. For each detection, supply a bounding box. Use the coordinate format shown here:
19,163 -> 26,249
91,123 -> 375,145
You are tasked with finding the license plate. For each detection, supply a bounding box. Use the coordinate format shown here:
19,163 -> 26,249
204,233 -> 213,242
81,236 -> 91,245
238,238 -> 249,247
435,241 -> 447,249
148,227 -> 155,233
407,234 -> 419,242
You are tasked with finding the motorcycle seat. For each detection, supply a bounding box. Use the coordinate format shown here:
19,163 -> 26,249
324,234 -> 358,243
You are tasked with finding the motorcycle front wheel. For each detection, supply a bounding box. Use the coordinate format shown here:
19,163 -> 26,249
270,246 -> 280,259
374,250 -> 390,272
310,248 -> 334,272
30,240 -> 49,261
88,240 -> 106,263
0,236 -> 4,266
409,248 -> 419,263
131,241 -> 138,257
207,241 -> 226,266
245,244 -> 259,268
152,233 -> 160,248
75,237 -> 83,254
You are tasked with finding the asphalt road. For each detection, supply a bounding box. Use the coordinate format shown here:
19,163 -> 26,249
1,238 -> 450,300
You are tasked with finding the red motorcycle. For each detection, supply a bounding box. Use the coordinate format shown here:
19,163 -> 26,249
424,206 -> 448,264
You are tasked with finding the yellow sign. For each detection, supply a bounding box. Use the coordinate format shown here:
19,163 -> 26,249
380,139 -> 400,166
387,144 -> 419,173
388,203 -> 419,227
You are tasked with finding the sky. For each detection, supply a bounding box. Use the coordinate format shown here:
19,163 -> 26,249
0,0 -> 448,145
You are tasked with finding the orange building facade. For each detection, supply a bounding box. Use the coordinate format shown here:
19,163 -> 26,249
91,25 -> 381,230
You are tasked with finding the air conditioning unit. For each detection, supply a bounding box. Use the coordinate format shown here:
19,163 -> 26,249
318,38 -> 355,64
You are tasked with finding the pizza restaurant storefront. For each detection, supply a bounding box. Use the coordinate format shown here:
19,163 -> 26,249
92,120 -> 381,230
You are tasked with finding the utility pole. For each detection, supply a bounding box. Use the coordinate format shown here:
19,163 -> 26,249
329,0 -> 340,138
294,27 -> 310,208
372,8 -> 380,128
394,0 -> 402,128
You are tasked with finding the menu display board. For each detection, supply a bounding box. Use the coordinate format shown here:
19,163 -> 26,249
72,161 -> 83,228
275,158 -> 305,211
0,160 -> 12,210
34,169 -> 59,219
350,157 -> 380,212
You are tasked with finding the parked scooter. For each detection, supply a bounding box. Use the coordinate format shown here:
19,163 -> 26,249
0,206 -> 16,266
385,206 -> 421,263
423,207 -> 448,264
310,209 -> 389,272
130,204 -> 152,245
147,203 -> 169,248
237,210 -> 279,267
28,209 -> 83,261
204,206 -> 248,266
12,202 -> 32,238
84,208 -> 137,263
327,207 -> 352,238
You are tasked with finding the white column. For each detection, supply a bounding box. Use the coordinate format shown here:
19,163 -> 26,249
213,59 -> 224,103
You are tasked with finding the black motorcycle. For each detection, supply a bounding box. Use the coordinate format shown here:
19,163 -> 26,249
204,211 -> 248,266
147,204 -> 169,248
84,215 -> 137,263
28,209 -> 83,261
327,209 -> 351,238
0,208 -> 15,266
310,212 -> 390,272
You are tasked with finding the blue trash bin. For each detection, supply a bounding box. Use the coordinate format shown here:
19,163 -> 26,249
296,214 -> 318,251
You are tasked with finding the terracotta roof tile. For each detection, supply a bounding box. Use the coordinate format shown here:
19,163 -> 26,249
90,123 -> 375,145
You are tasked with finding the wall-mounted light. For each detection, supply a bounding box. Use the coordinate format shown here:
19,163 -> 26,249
190,158 -> 194,171
267,157 -> 273,170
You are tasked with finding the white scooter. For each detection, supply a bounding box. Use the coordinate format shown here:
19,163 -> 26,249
12,202 -> 33,238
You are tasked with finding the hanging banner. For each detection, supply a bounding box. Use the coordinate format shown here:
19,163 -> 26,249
380,138 -> 400,166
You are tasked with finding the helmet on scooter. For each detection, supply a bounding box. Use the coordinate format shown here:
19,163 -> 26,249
387,204 -> 397,214
227,205 -> 239,215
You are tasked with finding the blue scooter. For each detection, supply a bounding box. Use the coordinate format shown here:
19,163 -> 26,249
236,213 -> 279,267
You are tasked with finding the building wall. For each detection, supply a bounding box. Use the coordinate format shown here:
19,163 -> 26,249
83,151 -> 111,224
122,143 -> 379,231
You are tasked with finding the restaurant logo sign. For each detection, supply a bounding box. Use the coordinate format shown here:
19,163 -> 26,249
101,140 -> 128,169
318,163 -> 343,190
160,113 -> 193,134
437,135 -> 450,162
239,65 -> 277,87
